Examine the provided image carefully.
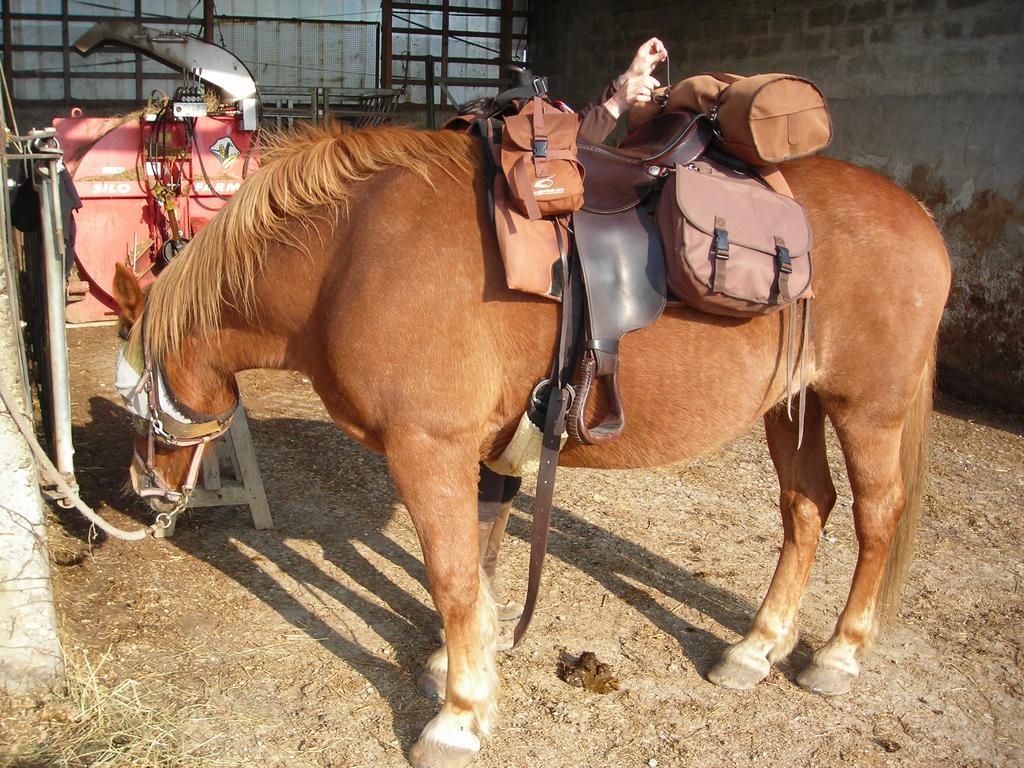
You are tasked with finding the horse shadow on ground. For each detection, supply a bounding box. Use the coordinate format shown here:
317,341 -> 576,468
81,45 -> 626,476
934,391 -> 1024,438
67,396 -> 809,748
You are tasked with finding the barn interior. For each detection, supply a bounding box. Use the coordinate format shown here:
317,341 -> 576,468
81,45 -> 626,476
0,2 -> 1021,767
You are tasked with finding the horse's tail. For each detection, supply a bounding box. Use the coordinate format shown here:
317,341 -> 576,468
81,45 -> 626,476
876,342 -> 935,626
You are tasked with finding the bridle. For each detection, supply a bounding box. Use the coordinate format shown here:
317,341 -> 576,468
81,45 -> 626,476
117,329 -> 238,522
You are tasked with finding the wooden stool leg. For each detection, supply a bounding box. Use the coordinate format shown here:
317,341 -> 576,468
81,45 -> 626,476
228,408 -> 274,530
202,442 -> 222,490
156,401 -> 273,538
224,427 -> 242,480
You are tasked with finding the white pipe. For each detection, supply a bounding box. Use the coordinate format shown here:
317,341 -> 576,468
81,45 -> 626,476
34,154 -> 75,481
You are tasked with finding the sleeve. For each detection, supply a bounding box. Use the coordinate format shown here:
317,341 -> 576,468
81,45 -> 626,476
577,79 -> 621,144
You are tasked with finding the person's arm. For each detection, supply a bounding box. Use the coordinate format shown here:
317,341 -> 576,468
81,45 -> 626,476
578,80 -> 621,143
578,37 -> 668,143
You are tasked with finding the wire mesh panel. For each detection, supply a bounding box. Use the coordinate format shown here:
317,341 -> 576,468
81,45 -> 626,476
218,18 -> 379,91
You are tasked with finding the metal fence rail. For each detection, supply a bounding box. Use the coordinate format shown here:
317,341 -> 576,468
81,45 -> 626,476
259,86 -> 402,131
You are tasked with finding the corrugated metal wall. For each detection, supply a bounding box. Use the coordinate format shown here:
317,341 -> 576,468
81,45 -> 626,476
7,0 -> 383,103
6,1 -> 528,109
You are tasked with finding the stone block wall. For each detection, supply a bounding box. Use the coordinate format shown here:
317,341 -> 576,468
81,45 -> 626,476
530,0 -> 1023,411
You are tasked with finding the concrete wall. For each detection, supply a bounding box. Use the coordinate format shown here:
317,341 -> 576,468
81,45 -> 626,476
530,0 -> 1023,411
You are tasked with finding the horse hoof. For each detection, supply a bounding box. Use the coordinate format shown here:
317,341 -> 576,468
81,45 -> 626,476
495,599 -> 523,623
706,657 -> 769,690
495,622 -> 515,652
796,663 -> 855,696
410,737 -> 478,768
418,667 -> 447,702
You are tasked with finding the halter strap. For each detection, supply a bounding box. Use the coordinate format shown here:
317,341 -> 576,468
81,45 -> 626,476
131,344 -> 239,504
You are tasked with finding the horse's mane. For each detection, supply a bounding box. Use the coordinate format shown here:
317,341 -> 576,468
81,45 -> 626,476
140,122 -> 477,360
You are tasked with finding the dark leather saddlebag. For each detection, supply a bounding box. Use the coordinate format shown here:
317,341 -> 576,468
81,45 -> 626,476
657,158 -> 813,317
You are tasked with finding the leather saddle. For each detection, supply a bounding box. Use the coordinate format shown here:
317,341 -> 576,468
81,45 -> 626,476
578,111 -> 713,213
567,112 -> 712,444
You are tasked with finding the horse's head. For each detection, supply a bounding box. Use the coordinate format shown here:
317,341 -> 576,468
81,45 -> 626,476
111,263 -> 237,516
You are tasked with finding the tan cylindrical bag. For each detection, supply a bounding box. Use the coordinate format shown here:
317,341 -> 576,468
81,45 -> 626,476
630,72 -> 832,165
713,73 -> 831,164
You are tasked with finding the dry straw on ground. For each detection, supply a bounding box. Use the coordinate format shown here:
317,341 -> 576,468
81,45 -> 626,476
0,646 -> 218,768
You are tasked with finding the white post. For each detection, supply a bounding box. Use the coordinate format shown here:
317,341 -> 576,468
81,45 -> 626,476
0,241 -> 64,693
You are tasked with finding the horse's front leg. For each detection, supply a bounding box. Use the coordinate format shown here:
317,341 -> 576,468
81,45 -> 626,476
387,436 -> 497,768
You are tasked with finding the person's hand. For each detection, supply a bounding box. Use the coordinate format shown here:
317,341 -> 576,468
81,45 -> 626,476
620,37 -> 668,84
604,74 -> 661,119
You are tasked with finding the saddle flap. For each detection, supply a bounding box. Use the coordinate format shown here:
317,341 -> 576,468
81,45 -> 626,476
578,142 -> 659,214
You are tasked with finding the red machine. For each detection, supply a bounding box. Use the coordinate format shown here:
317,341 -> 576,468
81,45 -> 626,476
55,23 -> 261,323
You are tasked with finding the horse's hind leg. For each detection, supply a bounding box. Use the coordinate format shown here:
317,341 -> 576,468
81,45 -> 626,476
477,466 -> 524,626
795,416 -> 907,696
386,438 -> 497,768
418,468 -> 521,702
708,394 -> 837,690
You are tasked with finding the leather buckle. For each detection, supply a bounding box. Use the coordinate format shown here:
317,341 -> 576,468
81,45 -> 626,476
713,227 -> 730,259
775,243 -> 792,274
532,139 -> 548,158
531,76 -> 548,96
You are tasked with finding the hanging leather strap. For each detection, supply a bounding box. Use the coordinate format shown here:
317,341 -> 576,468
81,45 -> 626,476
512,377 -> 568,647
531,97 -> 550,178
785,296 -> 814,449
513,225 -> 577,646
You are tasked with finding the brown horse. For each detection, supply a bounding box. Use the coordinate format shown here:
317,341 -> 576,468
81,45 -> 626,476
110,123 -> 950,768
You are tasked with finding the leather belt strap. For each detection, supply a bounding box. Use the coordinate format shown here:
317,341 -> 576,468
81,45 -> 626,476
531,97 -> 549,178
774,236 -> 793,303
711,216 -> 729,293
492,74 -> 549,111
513,223 -> 577,646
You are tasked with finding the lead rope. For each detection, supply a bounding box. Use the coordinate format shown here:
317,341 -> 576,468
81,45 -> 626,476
0,373 -> 170,540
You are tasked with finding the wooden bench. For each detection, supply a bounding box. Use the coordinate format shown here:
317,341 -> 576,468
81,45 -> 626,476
154,405 -> 273,538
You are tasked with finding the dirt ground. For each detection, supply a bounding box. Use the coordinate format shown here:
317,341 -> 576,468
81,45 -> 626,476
8,324 -> 1024,767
